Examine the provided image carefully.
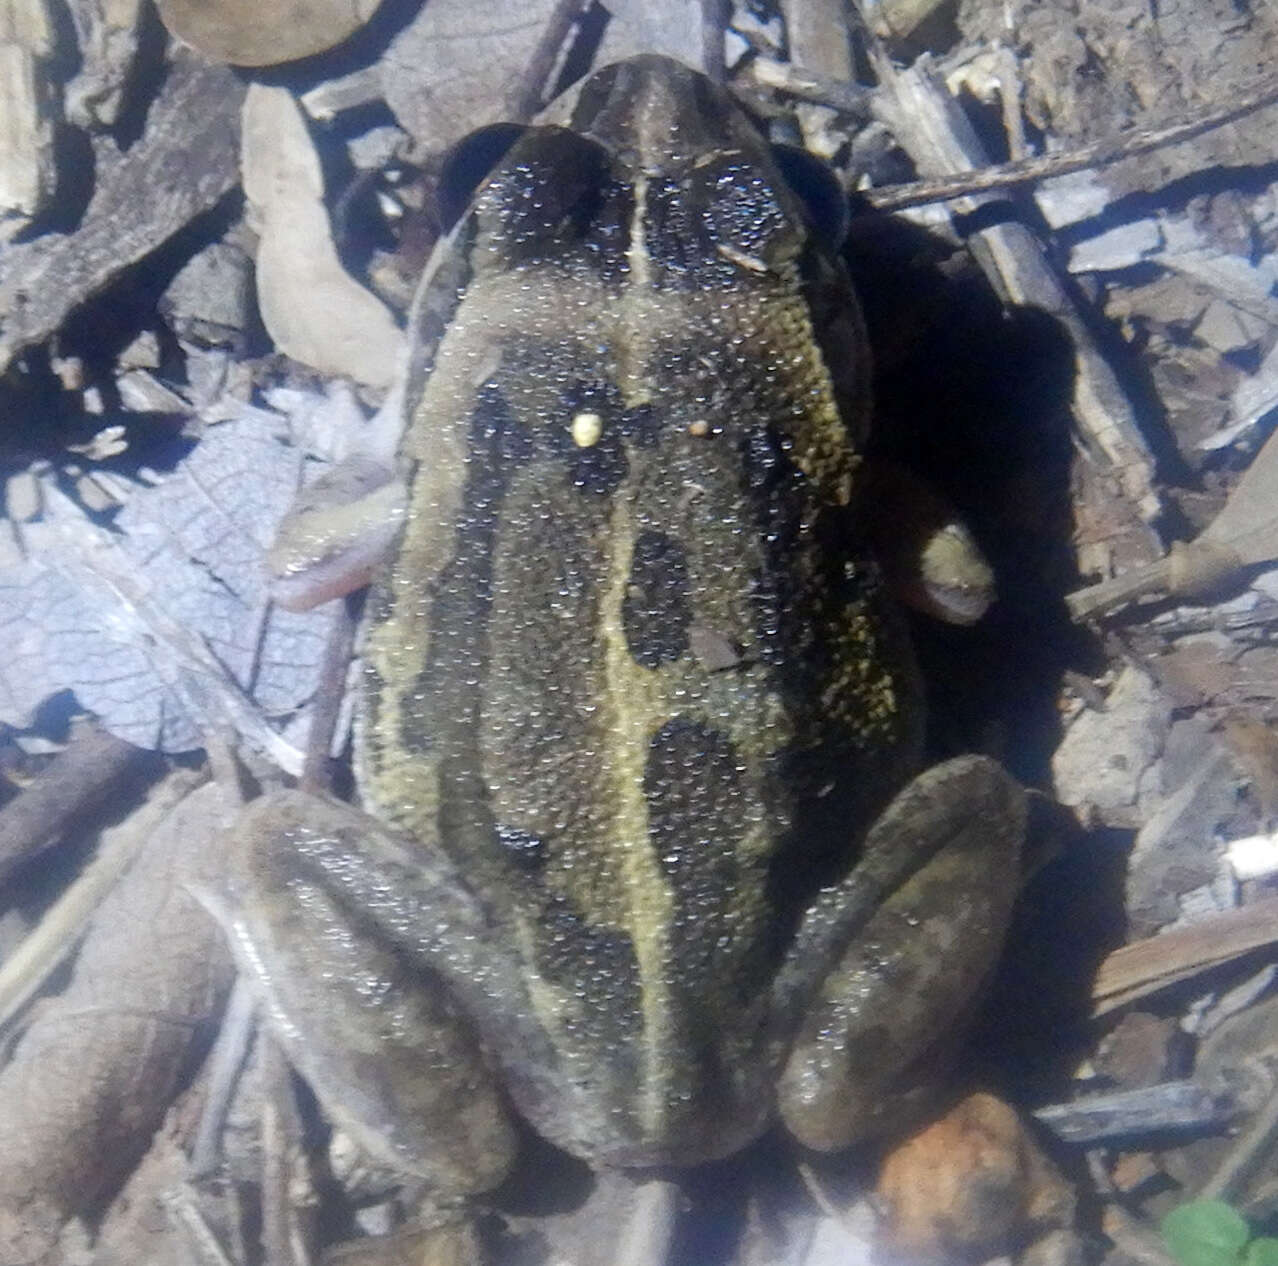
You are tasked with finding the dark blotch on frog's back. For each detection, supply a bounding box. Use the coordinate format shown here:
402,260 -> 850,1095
395,383 -> 530,762
622,530 -> 691,669
532,895 -> 643,1047
644,718 -> 755,988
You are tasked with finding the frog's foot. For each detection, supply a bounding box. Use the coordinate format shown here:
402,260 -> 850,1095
222,790 -> 517,1194
776,755 -> 1025,1152
857,461 -> 995,625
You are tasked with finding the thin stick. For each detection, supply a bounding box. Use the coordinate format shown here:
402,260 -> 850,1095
864,75 -> 1278,211
512,0 -> 593,121
299,594 -> 360,794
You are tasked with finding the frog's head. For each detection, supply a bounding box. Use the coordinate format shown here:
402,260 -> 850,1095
570,54 -> 747,177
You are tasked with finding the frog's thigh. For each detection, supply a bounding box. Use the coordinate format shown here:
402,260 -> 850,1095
229,790 -> 516,1194
778,756 -> 1025,1153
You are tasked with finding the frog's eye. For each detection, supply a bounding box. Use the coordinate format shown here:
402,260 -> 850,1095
770,144 -> 850,251
438,122 -> 527,230
470,128 -> 617,266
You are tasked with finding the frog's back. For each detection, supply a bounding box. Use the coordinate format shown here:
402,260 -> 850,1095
358,56 -> 922,1163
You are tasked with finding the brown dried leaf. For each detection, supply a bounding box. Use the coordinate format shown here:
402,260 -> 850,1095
243,84 -> 403,390
155,0 -> 380,66
0,777 -> 234,1264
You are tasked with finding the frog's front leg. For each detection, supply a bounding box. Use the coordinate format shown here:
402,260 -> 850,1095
223,790 -> 517,1194
267,455 -> 408,611
775,755 -> 1026,1152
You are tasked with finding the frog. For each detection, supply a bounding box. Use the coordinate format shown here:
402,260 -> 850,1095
224,54 -> 1026,1198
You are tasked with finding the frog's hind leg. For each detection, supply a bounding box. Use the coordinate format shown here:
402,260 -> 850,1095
219,789 -> 517,1195
775,755 -> 1025,1152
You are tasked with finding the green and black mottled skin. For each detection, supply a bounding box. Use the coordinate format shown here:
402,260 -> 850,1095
363,55 -> 918,1153
232,56 -> 1023,1188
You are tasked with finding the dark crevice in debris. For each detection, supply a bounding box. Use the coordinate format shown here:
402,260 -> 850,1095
59,193 -> 244,377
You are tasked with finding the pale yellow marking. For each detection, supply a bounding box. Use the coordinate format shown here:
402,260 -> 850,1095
625,172 -> 651,292
716,241 -> 769,273
687,418 -> 709,438
598,490 -> 678,1139
571,410 -> 603,448
617,172 -> 654,406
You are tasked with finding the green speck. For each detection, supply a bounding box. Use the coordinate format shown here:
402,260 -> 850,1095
1161,1201 -> 1251,1266
1245,1239 -> 1278,1266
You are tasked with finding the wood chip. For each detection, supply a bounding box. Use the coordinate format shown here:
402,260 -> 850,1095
1093,898 -> 1278,1014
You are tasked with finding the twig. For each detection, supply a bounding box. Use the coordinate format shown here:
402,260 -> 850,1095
511,0 -> 594,121
1101,1203 -> 1181,1266
1069,416 -> 1278,618
748,54 -> 874,119
0,767 -> 206,1032
864,47 -> 1163,525
864,74 -> 1278,212
260,1036 -> 314,1266
615,1179 -> 680,1266
189,977 -> 258,1178
299,594 -> 360,794
43,486 -> 305,776
700,0 -> 728,83
160,1186 -> 238,1266
1200,1081 -> 1278,1204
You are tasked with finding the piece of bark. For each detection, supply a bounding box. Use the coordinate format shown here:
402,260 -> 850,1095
0,0 -> 56,237
0,777 -> 234,1264
64,0 -> 144,127
1033,1081 -> 1243,1144
0,49 -> 243,374
867,54 -> 1164,533
1092,897 -> 1278,1015
0,722 -> 149,887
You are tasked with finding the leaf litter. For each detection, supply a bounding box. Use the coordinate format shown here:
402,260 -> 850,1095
3,0 -> 1278,1263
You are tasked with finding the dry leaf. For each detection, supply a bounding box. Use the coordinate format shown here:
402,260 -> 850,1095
243,83 -> 403,390
0,778 -> 234,1264
380,0 -> 565,146
0,403 -> 334,755
155,0 -> 381,66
